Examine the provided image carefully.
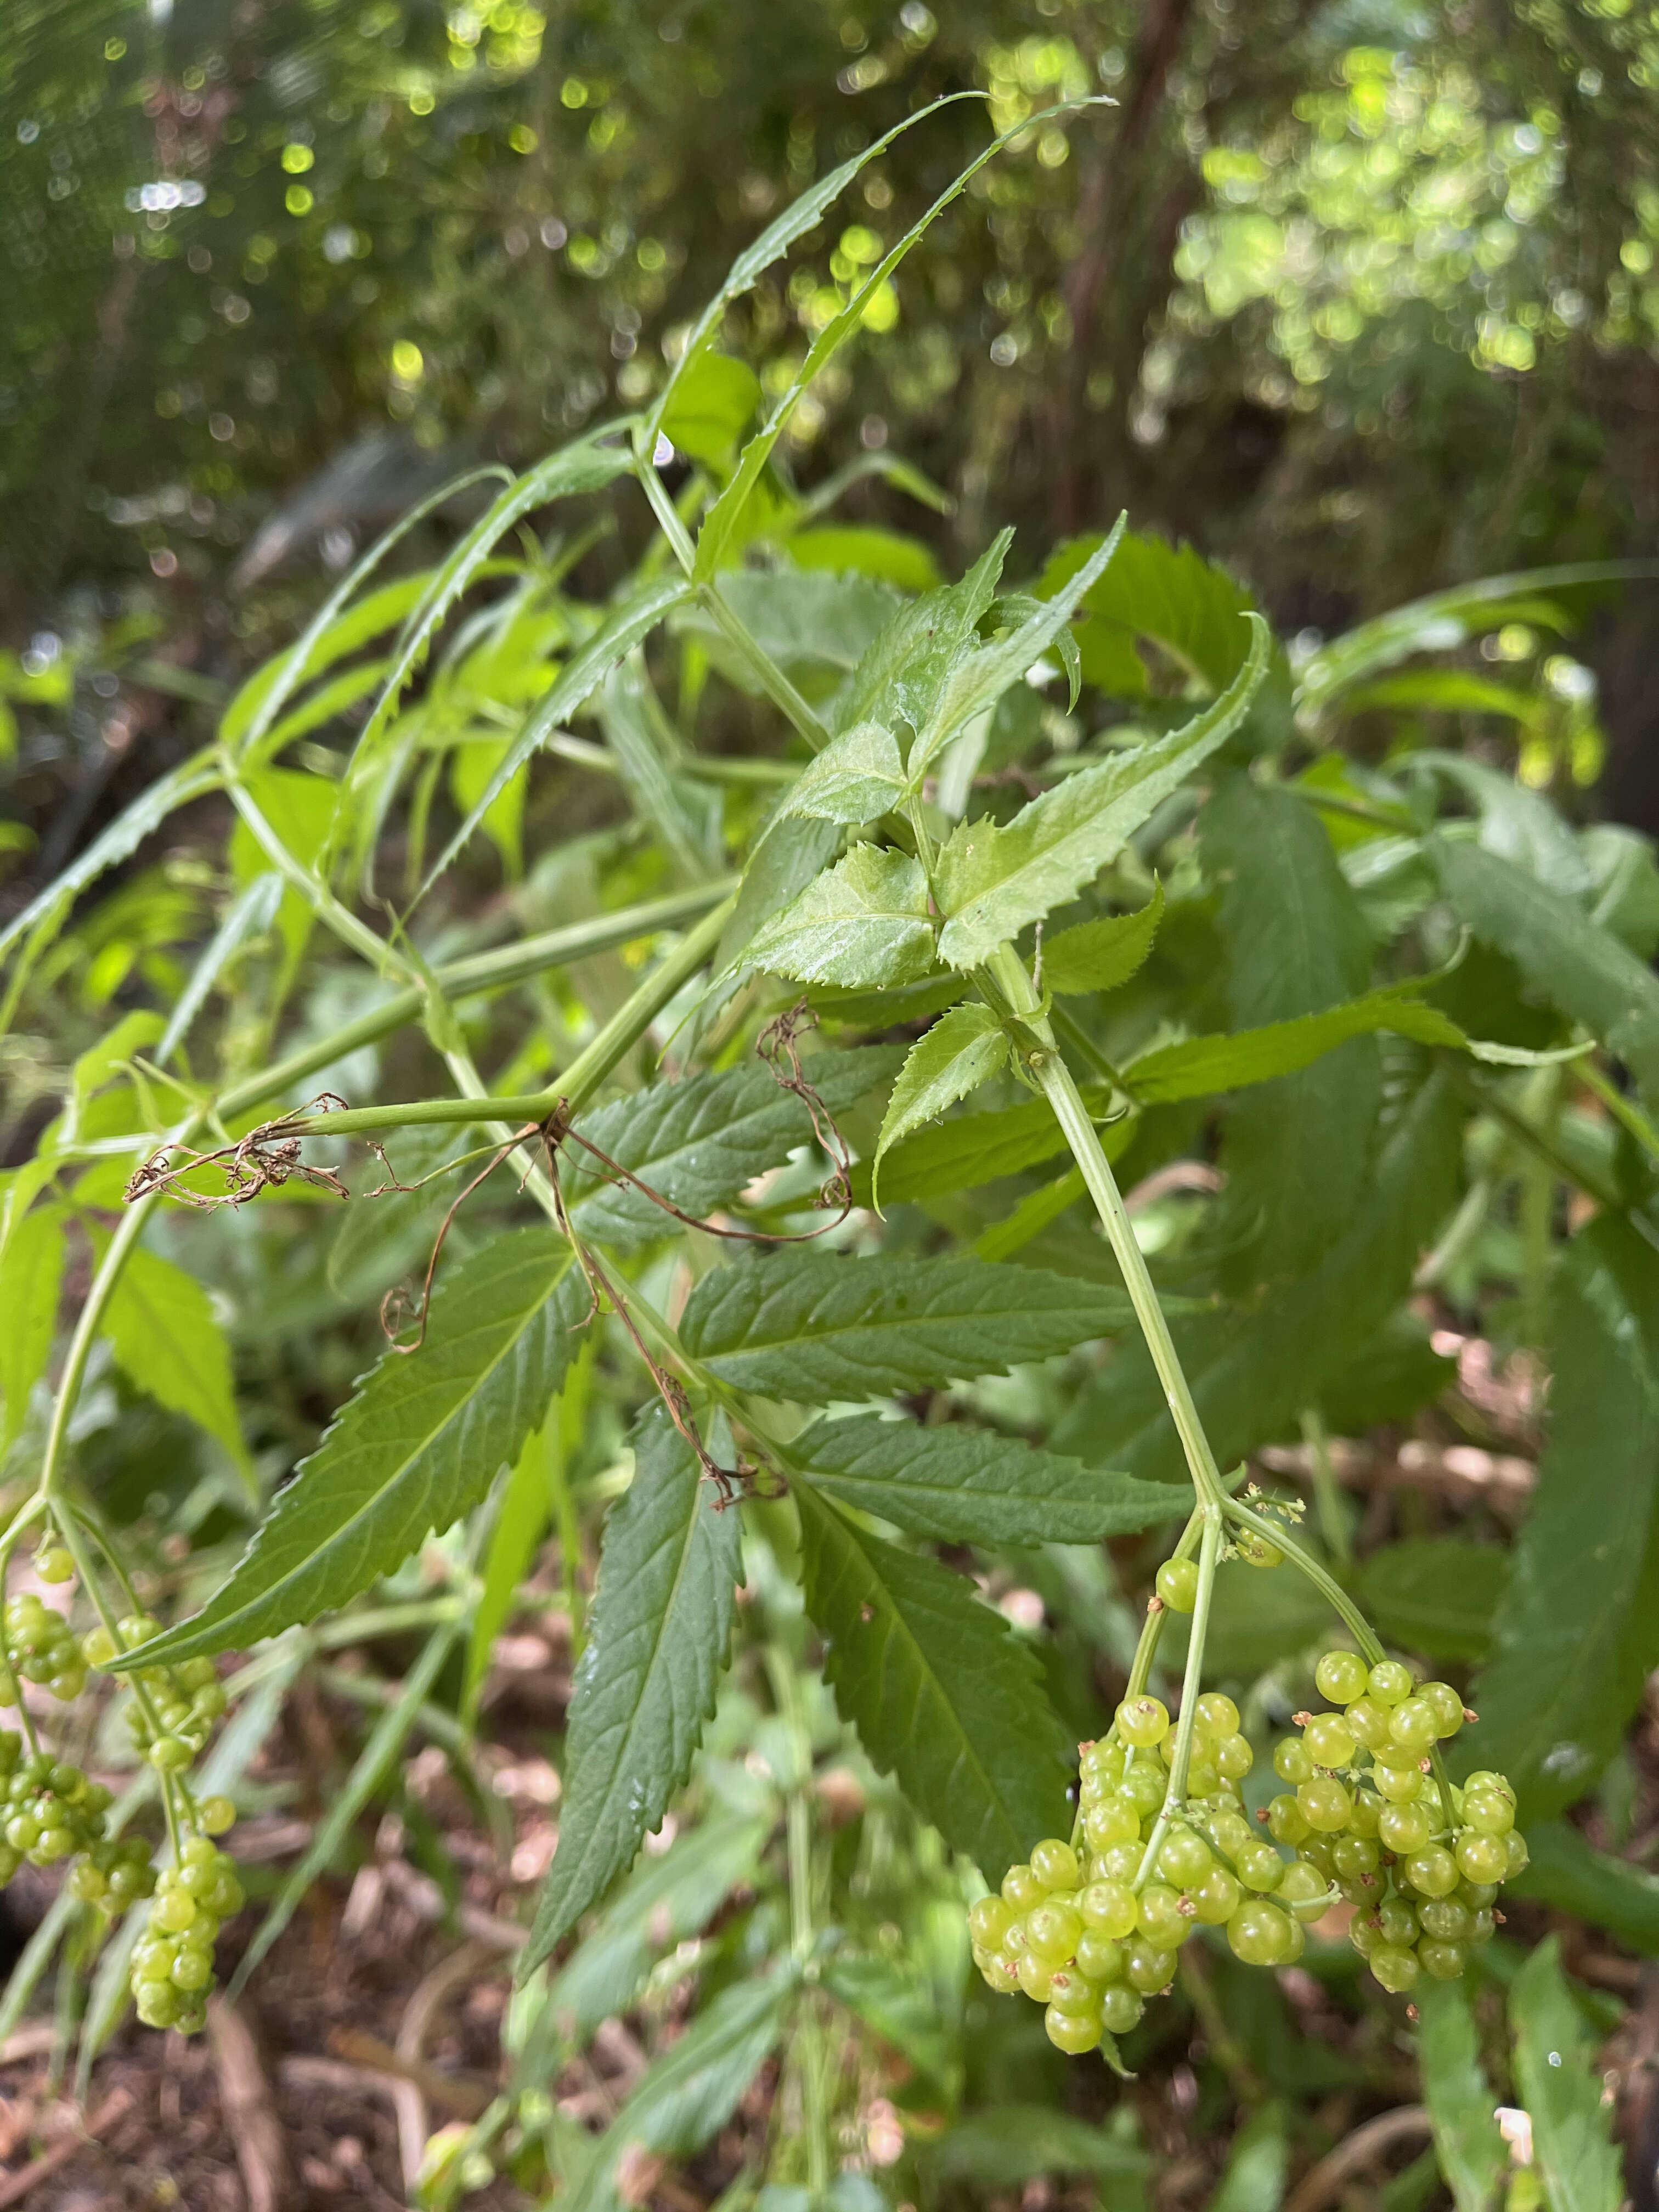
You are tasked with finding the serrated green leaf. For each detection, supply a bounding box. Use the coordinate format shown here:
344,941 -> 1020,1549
101,1245 -> 251,1486
835,531 -> 1012,743
1124,977 -> 1464,1105
1054,1068 -> 1461,1480
523,1406 -> 743,1971
1511,1820 -> 1659,1956
420,574 -> 693,898
783,720 -> 907,825
156,872 -> 284,1067
1297,562 -> 1648,718
228,765 -> 337,968
791,1412 -> 1176,1544
850,1088 -> 1121,1210
1416,755 -> 1591,898
680,1252 -> 1131,1402
1466,1216 -> 1659,1813
348,426 -> 633,775
1037,528 -> 1260,696
792,1476 -> 1070,1876
562,1044 -> 903,1248
640,91 -> 983,456
935,616 -> 1268,968
122,1231 -> 586,1666
1511,1937 -> 1623,2212
597,659 -> 722,884
1201,772 -> 1382,1289
872,1004 -> 1011,1211
0,749 -> 221,968
907,520 -> 1126,783
1416,1983 -> 1505,2212
0,1204 -> 63,1451
1433,838 -> 1659,1103
1355,1540 -> 1509,1663
696,100 -> 1100,578
1042,882 -> 1164,997
739,842 -> 935,990
660,352 -> 760,472
562,1971 -> 797,2212
719,808 -> 844,973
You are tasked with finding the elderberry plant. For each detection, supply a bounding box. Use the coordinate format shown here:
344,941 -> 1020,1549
2,90 -> 1655,2200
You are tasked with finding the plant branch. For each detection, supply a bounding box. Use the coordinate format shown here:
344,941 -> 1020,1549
1134,1505 -> 1222,1889
693,583 -> 831,753
1220,1495 -> 1384,1664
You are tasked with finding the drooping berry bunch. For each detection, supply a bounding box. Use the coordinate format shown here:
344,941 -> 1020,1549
0,1727 -> 129,1881
969,1639 -> 1526,2055
1274,1647 -> 1526,1995
83,1615 -> 228,1770
1,1588 -> 89,1706
127,1807 -> 243,2034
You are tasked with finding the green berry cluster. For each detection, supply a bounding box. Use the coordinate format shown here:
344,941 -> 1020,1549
970,1689 -> 1276,2057
0,1728 -> 132,1883
1,1589 -> 89,1705
1278,1647 -> 1526,1995
83,1616 -> 228,1770
128,1811 -> 244,2034
969,1645 -> 1526,2055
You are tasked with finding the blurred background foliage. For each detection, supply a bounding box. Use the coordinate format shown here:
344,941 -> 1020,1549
3,0 -> 1659,895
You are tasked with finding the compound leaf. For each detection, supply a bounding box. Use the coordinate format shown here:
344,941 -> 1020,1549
1433,837 -> 1659,1103
872,1003 -> 1011,1210
1124,978 -> 1463,1105
1511,1937 -> 1623,2212
837,530 -> 1011,742
1037,528 -> 1260,697
783,719 -> 907,825
1042,881 -> 1164,997
124,1231 -> 586,1665
739,842 -> 936,990
421,574 -> 693,896
523,1406 -> 743,1971
680,1252 -> 1130,1402
935,616 -> 1268,968
793,1475 -> 1071,1877
792,1412 -> 1177,1545
564,1044 -> 904,1248
1466,1216 -> 1659,1814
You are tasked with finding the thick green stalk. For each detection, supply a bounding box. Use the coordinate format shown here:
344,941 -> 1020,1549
1133,1507 -> 1223,1891
693,583 -> 831,754
1220,1495 -> 1384,1666
986,944 -> 1226,1511
276,895 -> 736,1139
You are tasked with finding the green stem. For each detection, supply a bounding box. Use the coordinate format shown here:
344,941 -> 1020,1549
273,895 -> 735,1140
693,583 -> 831,754
1220,1495 -> 1384,1666
997,961 -> 1224,1512
215,882 -> 733,1125
1134,1508 -> 1223,1891
1576,1056 -> 1659,1166
1448,1064 -> 1619,1211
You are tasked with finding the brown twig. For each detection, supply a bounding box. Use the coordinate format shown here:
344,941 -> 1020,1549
126,1094 -> 352,1209
207,1996 -> 295,2212
0,2089 -> 131,2211
1282,2107 -> 1432,2212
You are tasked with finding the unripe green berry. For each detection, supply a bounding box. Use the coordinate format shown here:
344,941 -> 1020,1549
148,1736 -> 191,1773
1115,1696 -> 1169,1749
1367,1660 -> 1414,1708
199,1796 -> 236,1837
1154,1559 -> 1198,1613
1314,1649 -> 1369,1704
1030,1837 -> 1081,1892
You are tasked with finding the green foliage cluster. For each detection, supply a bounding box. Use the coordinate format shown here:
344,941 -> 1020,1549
1,94 -> 1656,2207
